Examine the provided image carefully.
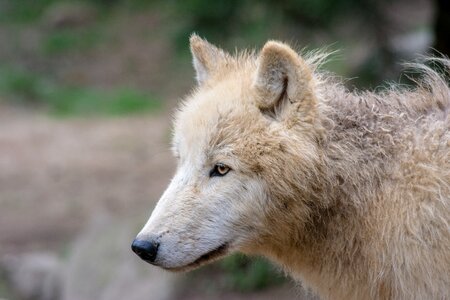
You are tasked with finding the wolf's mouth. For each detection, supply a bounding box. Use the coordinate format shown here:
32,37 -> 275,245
163,243 -> 229,272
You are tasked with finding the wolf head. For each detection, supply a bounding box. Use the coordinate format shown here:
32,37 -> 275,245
132,35 -> 323,271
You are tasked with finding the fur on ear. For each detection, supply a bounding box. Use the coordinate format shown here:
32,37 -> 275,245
253,41 -> 316,121
190,34 -> 229,85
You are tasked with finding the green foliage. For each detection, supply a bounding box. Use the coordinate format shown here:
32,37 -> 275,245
219,254 -> 285,292
0,0 -> 159,24
0,0 -> 56,23
116,0 -> 159,10
43,28 -> 101,55
0,68 -> 43,102
170,0 -> 364,46
0,67 -> 161,116
170,0 -> 274,51
0,269 -> 14,300
269,0 -> 358,25
47,87 -> 161,116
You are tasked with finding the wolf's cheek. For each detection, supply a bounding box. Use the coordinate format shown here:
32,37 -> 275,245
133,176 -> 241,270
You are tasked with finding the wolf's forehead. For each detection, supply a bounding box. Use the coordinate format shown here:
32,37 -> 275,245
173,83 -> 254,157
175,100 -> 235,151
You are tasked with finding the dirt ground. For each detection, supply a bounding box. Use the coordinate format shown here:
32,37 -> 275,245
0,103 -> 174,256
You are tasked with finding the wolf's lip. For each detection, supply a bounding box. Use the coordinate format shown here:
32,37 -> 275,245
163,242 -> 229,272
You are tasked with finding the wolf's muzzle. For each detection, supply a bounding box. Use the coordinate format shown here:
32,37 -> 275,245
131,239 -> 159,263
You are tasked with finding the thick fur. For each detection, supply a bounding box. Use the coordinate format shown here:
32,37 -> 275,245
136,35 -> 450,299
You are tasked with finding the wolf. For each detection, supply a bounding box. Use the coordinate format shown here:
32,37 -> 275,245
132,35 -> 450,299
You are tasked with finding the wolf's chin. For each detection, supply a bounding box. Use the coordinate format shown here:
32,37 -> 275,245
162,242 -> 230,272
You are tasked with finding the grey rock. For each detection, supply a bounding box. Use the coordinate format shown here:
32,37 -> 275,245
1,252 -> 62,300
62,216 -> 179,300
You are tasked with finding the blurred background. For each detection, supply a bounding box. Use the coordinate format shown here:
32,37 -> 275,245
0,0 -> 447,299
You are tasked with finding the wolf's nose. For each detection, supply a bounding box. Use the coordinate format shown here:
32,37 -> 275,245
131,239 -> 159,263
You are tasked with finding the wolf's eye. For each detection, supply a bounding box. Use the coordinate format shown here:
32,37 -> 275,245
210,163 -> 231,177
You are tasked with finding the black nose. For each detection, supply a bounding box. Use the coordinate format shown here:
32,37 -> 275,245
131,239 -> 159,263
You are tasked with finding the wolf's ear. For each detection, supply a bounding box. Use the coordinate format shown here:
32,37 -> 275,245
190,34 -> 229,85
253,41 -> 316,122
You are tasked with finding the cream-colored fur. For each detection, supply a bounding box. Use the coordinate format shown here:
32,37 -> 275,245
136,35 -> 450,299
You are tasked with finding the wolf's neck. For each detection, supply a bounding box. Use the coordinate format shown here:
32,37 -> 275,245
267,92 -> 401,296
265,156 -> 381,299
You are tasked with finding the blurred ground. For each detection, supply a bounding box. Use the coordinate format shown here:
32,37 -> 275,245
0,104 -> 173,255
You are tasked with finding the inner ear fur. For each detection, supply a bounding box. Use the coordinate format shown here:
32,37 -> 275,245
253,41 -> 316,121
190,34 -> 229,85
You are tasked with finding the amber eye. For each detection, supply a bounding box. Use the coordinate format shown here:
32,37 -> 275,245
210,163 -> 231,177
